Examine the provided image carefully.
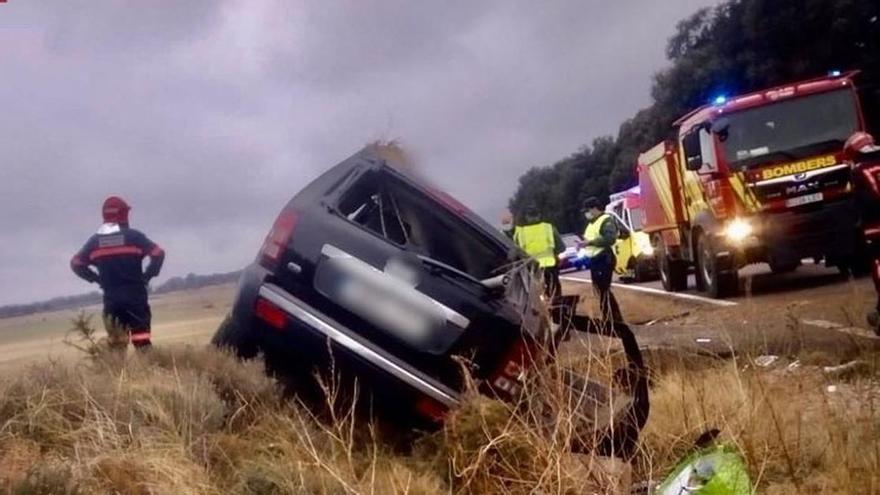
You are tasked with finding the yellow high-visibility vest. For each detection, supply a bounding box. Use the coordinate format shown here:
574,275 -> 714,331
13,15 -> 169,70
514,222 -> 557,268
583,213 -> 611,257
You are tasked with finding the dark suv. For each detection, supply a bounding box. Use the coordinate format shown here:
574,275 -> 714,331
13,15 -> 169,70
213,144 -> 547,421
212,144 -> 647,441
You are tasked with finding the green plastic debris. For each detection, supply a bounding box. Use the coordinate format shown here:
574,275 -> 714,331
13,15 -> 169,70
656,444 -> 751,494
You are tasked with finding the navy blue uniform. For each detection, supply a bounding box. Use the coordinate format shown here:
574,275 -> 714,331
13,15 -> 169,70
71,225 -> 165,347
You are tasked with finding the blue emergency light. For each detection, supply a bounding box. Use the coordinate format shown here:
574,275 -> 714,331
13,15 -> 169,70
829,70 -> 842,77
712,95 -> 727,105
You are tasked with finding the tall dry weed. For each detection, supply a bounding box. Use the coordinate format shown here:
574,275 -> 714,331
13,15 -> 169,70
639,354 -> 880,494
3,314 -> 879,493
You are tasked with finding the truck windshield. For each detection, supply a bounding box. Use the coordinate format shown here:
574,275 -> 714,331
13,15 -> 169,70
720,88 -> 859,170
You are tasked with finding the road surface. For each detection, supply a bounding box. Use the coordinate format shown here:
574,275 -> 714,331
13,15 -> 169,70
561,261 -> 879,360
562,261 -> 851,303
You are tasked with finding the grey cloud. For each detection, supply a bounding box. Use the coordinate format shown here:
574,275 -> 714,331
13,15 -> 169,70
0,0 -> 719,305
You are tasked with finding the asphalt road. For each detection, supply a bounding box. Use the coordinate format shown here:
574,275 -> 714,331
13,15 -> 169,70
562,260 -> 850,304
561,260 -> 880,363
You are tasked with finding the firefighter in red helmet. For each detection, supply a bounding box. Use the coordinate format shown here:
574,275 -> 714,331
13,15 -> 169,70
70,197 -> 165,350
845,132 -> 880,334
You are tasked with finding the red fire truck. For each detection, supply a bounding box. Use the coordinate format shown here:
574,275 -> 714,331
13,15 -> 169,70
639,71 -> 871,298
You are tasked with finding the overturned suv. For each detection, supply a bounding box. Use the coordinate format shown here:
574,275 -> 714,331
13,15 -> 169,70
213,144 -> 647,452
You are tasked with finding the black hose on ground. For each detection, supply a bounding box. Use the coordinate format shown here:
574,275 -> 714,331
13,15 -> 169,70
569,313 -> 650,459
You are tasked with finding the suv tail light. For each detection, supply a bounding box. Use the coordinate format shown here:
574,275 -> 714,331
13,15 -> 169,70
487,336 -> 539,400
259,208 -> 298,269
414,396 -> 449,423
254,297 -> 286,329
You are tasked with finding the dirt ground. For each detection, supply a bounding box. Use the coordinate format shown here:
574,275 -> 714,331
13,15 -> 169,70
0,284 -> 235,371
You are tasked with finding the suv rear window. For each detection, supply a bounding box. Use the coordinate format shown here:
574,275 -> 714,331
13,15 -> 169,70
338,170 -> 508,280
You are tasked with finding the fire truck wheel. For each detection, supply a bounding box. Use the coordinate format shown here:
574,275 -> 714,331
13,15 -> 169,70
658,240 -> 687,292
696,233 -> 738,298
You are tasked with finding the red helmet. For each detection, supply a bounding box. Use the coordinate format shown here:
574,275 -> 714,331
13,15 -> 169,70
844,132 -> 880,159
102,196 -> 130,224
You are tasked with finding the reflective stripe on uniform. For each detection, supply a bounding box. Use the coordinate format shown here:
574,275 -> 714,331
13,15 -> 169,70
514,223 -> 557,267
89,245 -> 144,261
583,213 -> 611,257
130,331 -> 151,343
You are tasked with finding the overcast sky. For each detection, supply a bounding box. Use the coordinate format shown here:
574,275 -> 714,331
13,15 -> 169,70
0,0 -> 720,306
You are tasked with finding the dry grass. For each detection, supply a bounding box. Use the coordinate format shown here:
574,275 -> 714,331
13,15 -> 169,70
1,316 -> 879,494
639,353 -> 880,494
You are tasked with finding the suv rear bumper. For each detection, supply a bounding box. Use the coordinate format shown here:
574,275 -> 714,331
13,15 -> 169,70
254,282 -> 460,408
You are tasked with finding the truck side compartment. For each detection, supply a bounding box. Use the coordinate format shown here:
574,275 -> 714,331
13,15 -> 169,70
638,141 -> 690,291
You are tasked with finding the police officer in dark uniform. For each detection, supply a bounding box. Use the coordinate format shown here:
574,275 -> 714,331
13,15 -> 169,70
71,196 -> 165,350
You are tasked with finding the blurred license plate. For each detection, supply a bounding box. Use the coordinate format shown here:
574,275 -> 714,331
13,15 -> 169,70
786,192 -> 823,208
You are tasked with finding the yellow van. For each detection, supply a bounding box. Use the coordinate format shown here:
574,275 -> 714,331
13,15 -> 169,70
606,187 -> 659,282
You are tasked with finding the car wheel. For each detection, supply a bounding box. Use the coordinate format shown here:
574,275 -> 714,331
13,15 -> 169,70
211,313 -> 259,359
634,258 -> 651,283
696,233 -> 738,298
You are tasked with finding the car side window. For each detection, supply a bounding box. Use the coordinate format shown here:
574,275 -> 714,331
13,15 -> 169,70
698,128 -> 719,173
629,208 -> 645,230
683,130 -> 702,170
607,211 -> 627,235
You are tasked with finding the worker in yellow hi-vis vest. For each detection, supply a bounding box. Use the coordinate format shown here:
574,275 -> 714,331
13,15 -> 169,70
513,204 -> 565,299
582,197 -> 623,323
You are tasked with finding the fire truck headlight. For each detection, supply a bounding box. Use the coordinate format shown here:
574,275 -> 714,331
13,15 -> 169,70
724,218 -> 753,242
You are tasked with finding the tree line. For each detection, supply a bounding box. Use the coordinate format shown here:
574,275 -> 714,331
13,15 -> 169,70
509,0 -> 880,234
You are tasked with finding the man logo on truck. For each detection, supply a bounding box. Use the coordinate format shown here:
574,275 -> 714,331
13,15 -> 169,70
785,181 -> 821,195
759,155 -> 836,180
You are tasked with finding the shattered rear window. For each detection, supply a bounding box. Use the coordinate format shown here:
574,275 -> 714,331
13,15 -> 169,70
337,170 -> 508,279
